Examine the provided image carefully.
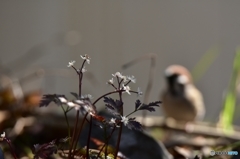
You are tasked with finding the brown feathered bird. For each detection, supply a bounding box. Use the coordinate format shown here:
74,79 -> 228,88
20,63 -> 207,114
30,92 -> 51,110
161,65 -> 205,122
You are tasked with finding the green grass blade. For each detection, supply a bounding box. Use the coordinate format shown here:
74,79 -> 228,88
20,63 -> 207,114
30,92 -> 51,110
191,45 -> 220,83
220,47 -> 240,132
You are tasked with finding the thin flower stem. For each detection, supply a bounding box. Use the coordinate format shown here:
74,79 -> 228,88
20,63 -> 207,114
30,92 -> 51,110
93,90 -> 124,105
114,123 -> 123,159
119,91 -> 123,114
96,126 -> 116,158
79,60 -> 87,74
73,112 -> 88,151
61,105 -> 71,142
66,107 -> 73,113
114,91 -> 123,159
79,71 -> 84,96
68,110 -> 79,158
117,77 -> 120,89
142,56 -> 156,126
69,60 -> 86,158
111,84 -> 118,90
72,66 -> 79,75
86,116 -> 93,159
119,79 -> 124,86
4,138 -> 18,159
104,126 -> 108,159
124,80 -> 131,86
126,110 -> 138,118
129,90 -> 138,94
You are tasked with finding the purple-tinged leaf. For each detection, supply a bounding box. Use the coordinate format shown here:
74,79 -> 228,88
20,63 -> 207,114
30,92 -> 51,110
105,104 -> 121,117
135,100 -> 141,110
73,98 -> 97,116
126,118 -> 142,131
148,101 -> 162,107
32,142 -> 57,159
138,104 -> 156,112
115,99 -> 123,112
70,92 -> 79,99
103,97 -> 122,116
39,94 -> 66,107
103,97 -> 116,107
137,100 -> 161,112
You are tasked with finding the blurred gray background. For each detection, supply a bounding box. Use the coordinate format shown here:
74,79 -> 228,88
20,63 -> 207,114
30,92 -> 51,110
0,1 -> 240,124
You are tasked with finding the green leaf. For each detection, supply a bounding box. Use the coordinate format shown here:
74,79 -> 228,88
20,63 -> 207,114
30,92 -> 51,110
220,47 -> 240,133
191,45 -> 220,83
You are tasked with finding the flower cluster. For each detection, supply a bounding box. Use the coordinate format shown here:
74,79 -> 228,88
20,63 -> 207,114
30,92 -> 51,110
103,96 -> 160,131
33,54 -> 161,159
108,72 -> 138,95
111,72 -> 136,84
108,116 -> 129,127
80,54 -> 91,64
68,55 -> 90,75
39,94 -> 96,116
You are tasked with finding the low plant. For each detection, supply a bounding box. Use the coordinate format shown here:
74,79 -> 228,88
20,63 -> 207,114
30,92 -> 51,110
1,54 -> 161,159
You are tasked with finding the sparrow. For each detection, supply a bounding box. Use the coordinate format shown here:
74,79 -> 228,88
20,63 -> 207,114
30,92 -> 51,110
161,65 -> 205,122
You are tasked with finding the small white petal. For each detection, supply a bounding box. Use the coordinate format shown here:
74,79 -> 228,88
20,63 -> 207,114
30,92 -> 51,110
112,72 -> 123,78
137,87 -> 143,97
109,118 -> 116,124
74,100 -> 84,105
121,116 -> 129,126
122,76 -> 128,82
127,75 -> 136,83
80,54 -> 91,64
86,59 -> 90,64
81,94 -> 93,99
122,85 -> 131,95
67,102 -> 75,107
59,97 -> 67,103
74,105 -> 80,110
80,55 -> 86,60
82,66 -> 87,73
107,78 -> 114,85
67,61 -> 75,67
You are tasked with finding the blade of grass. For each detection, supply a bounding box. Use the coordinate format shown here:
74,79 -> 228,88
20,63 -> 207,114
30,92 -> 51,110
191,45 -> 220,83
219,47 -> 240,133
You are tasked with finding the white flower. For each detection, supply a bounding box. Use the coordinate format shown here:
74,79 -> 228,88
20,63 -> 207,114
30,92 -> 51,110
82,66 -> 87,73
121,116 -> 129,126
109,118 -> 116,124
67,61 -> 75,67
58,97 -> 67,103
81,94 -> 93,99
112,72 -> 127,82
122,84 -> 131,95
112,72 -> 123,78
80,54 -> 91,64
1,132 -> 5,138
122,76 -> 128,82
67,102 -> 80,110
137,87 -> 143,97
127,75 -> 136,83
107,78 -> 114,85
74,100 -> 84,105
